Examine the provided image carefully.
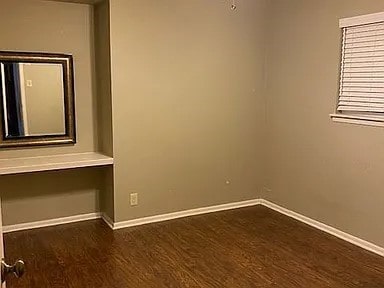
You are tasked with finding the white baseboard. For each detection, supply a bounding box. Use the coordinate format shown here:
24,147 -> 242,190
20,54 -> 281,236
2,198 -> 383,258
112,199 -> 262,230
101,213 -> 114,230
260,199 -> 384,257
3,212 -> 101,233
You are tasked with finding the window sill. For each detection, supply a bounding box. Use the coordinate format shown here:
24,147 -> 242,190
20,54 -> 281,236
330,114 -> 384,128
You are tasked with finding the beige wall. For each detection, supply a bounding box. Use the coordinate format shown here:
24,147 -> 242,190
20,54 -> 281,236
94,0 -> 115,220
265,0 -> 384,247
0,0 -> 102,225
1,168 -> 103,226
23,63 -> 65,135
0,0 -> 98,158
109,0 -> 267,221
94,0 -> 113,158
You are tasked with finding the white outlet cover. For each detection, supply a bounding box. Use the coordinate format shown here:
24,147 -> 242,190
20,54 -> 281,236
130,193 -> 138,206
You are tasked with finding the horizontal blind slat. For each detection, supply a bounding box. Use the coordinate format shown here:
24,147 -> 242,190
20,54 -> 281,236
339,97 -> 384,103
344,51 -> 384,58
345,35 -> 384,43
343,62 -> 384,68
343,77 -> 384,82
344,72 -> 384,77
345,45 -> 384,53
345,34 -> 384,43
344,57 -> 384,63
342,87 -> 384,93
339,101 -> 384,108
340,91 -> 384,96
342,82 -> 384,88
346,31 -> 384,39
340,91 -> 384,97
337,106 -> 384,112
344,67 -> 384,73
347,23 -> 384,34
345,40 -> 384,49
346,29 -> 384,38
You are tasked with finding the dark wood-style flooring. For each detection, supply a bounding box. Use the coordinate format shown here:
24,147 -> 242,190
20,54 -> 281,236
4,206 -> 384,288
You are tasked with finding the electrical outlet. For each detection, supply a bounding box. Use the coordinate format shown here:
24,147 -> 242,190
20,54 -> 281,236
130,193 -> 138,206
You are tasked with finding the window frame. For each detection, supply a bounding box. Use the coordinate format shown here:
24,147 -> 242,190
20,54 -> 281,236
330,11 -> 384,127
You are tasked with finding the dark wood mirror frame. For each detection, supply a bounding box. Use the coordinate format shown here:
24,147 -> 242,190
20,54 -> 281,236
0,51 -> 76,148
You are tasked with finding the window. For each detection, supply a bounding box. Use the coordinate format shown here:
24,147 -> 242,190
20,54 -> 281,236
331,12 -> 384,127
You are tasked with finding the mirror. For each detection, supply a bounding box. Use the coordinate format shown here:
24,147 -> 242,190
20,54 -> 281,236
0,51 -> 76,148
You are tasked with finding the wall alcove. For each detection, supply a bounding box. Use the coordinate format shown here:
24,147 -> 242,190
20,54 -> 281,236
0,0 -> 115,227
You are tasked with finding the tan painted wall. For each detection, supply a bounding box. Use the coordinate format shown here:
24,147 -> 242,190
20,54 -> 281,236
94,0 -> 115,220
1,168 -> 103,226
0,0 -> 98,158
265,0 -> 384,247
109,0 -> 268,222
94,0 -> 113,158
23,63 -> 65,136
0,0 -> 102,225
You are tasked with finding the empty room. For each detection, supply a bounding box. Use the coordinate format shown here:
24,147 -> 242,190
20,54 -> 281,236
0,0 -> 383,287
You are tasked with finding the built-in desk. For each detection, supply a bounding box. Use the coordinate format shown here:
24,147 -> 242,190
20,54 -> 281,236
0,153 -> 113,175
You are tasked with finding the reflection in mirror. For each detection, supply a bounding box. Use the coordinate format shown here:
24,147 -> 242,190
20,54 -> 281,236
0,51 -> 76,148
0,62 -> 65,138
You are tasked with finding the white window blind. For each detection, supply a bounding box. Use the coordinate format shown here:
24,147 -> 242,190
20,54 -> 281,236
339,21 -> 384,113
332,12 -> 384,127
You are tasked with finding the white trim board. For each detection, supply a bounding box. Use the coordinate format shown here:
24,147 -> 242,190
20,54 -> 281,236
101,213 -> 114,230
2,199 -> 383,258
110,199 -> 383,257
111,199 -> 262,230
260,200 -> 384,257
2,212 -> 101,233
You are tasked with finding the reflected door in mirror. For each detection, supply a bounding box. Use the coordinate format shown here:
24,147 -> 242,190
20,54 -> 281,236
1,62 -> 65,138
0,51 -> 76,148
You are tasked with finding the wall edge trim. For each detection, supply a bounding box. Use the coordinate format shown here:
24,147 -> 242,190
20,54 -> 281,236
3,199 -> 383,258
260,199 -> 384,257
112,199 -> 263,230
3,212 -> 102,233
101,212 -> 114,230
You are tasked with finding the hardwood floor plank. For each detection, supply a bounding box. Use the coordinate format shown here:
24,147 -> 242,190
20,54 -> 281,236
4,206 -> 384,287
